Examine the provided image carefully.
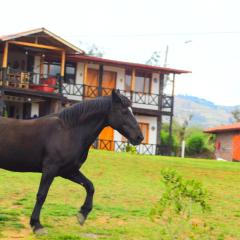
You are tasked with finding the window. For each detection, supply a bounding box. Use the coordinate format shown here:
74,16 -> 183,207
135,71 -> 151,93
43,62 -> 60,77
43,61 -> 76,84
65,63 -> 76,84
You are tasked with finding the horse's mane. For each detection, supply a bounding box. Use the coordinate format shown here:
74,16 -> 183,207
58,96 -> 112,127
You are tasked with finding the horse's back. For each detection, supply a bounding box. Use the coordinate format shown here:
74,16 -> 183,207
0,116 -> 61,172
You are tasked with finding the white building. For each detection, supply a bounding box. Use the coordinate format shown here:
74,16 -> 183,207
0,28 -> 190,155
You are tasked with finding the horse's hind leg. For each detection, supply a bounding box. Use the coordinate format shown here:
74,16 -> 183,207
30,168 -> 57,234
61,170 -> 94,225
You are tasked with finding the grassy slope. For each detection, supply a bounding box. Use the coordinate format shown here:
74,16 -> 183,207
0,150 -> 240,239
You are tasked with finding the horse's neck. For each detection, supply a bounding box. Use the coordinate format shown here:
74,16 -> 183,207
77,112 -> 108,147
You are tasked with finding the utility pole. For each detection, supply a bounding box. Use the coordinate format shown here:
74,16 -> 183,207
163,45 -> 169,67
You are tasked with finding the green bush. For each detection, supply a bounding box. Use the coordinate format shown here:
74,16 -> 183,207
123,143 -> 137,154
160,130 -> 179,155
150,168 -> 211,239
186,133 -> 205,155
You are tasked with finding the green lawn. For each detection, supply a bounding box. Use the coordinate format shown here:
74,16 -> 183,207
0,150 -> 240,240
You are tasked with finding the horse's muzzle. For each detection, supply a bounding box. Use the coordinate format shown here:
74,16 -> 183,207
131,135 -> 144,145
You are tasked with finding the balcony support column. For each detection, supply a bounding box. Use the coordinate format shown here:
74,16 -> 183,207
156,73 -> 164,155
168,73 -> 175,155
59,51 -> 66,95
98,64 -> 103,96
2,41 -> 9,86
0,42 -> 9,116
130,69 -> 136,100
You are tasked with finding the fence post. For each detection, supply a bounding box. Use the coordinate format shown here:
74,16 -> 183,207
181,140 -> 185,158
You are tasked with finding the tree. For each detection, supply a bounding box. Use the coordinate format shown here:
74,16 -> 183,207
179,114 -> 193,143
231,108 -> 240,122
186,133 -> 205,155
79,41 -> 105,57
145,51 -> 161,66
86,44 -> 104,57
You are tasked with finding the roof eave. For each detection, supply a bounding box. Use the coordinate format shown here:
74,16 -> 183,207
0,27 -> 84,54
67,55 -> 191,74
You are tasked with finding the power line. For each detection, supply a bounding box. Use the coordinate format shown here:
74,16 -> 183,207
65,31 -> 240,38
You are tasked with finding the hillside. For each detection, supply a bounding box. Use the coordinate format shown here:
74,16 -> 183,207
174,95 -> 239,128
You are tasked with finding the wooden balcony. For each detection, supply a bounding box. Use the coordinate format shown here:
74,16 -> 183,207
0,69 -> 60,93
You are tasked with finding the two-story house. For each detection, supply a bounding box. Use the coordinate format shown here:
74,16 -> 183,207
0,28 -> 190,155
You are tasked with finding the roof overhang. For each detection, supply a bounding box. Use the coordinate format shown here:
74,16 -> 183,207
204,123 -> 240,134
67,55 -> 191,74
0,28 -> 84,54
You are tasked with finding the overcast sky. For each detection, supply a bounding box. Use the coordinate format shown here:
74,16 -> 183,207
1,0 -> 240,106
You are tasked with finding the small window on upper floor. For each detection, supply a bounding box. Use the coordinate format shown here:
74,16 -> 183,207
43,61 -> 76,84
135,71 -> 151,94
65,63 -> 76,84
124,70 -> 152,94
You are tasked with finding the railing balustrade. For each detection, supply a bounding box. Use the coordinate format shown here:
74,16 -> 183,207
62,84 -> 173,110
0,68 -> 173,110
91,139 -> 172,156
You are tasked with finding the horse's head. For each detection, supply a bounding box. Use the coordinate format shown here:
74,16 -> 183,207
107,90 -> 144,145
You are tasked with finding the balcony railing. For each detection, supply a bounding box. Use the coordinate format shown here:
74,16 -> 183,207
62,84 -> 173,110
91,139 -> 173,155
92,139 -> 157,155
0,68 -> 173,110
0,69 -> 60,94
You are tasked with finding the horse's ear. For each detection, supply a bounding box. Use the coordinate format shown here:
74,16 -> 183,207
112,89 -> 121,103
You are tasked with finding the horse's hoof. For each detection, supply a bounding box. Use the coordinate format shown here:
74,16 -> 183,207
77,212 -> 86,225
33,227 -> 48,235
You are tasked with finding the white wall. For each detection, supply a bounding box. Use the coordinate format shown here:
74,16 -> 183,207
151,73 -> 160,94
75,62 -> 84,84
33,56 -> 41,84
135,115 -> 157,145
64,63 -> 160,112
31,103 -> 39,117
63,62 -> 85,101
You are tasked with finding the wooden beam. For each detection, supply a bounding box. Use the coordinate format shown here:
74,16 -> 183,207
2,42 -> 9,68
84,63 -> 88,84
131,69 -> 136,91
60,51 -> 66,77
8,40 -> 64,51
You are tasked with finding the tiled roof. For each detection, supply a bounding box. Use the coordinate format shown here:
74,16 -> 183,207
68,55 -> 191,74
204,122 -> 240,133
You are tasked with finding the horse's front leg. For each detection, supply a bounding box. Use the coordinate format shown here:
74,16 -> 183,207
61,170 -> 95,225
30,167 -> 57,234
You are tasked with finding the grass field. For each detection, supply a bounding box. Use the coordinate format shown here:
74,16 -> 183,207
0,150 -> 240,240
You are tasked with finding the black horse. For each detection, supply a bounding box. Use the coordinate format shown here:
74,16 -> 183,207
0,90 -> 143,234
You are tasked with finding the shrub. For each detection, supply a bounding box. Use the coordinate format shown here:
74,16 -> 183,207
123,143 -> 137,154
160,130 -> 179,155
150,169 -> 211,239
186,133 -> 205,155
